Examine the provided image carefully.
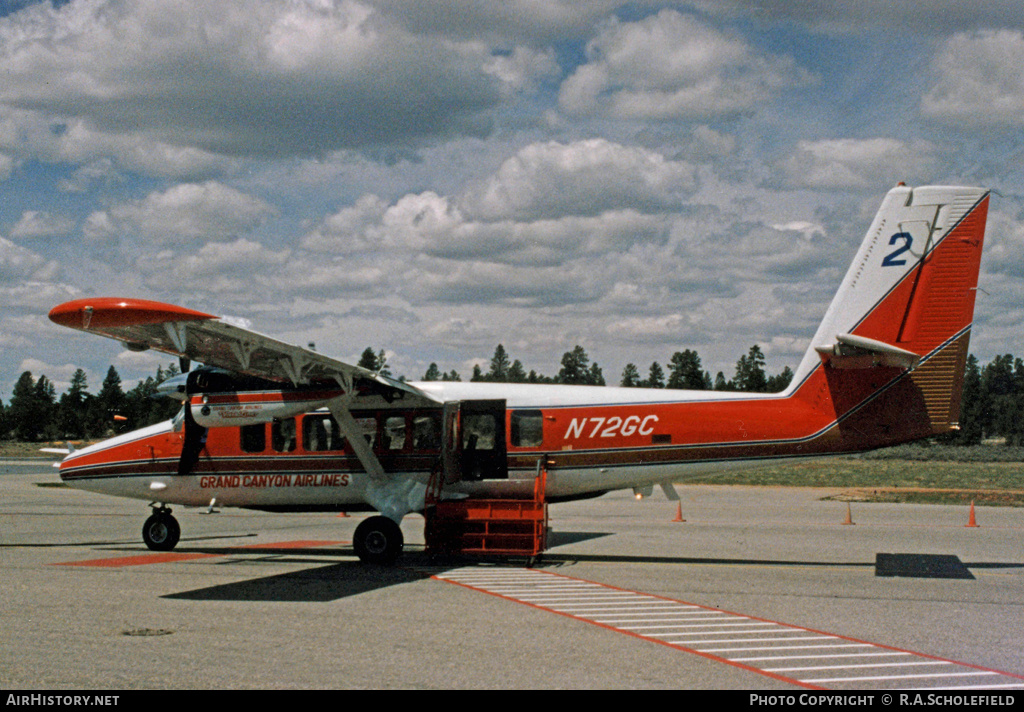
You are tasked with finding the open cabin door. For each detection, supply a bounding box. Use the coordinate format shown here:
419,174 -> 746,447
441,399 -> 508,484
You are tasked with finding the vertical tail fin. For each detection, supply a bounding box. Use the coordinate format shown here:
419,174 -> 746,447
790,184 -> 990,446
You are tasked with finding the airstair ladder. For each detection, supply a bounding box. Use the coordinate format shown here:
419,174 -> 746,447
425,462 -> 548,560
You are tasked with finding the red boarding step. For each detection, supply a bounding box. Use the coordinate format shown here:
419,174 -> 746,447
425,465 -> 548,559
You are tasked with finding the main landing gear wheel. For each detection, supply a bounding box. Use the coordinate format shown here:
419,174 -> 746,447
353,515 -> 404,564
142,510 -> 180,551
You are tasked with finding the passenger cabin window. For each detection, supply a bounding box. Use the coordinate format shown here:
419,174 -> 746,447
303,414 -> 341,452
383,416 -> 406,450
272,418 -> 296,453
510,410 -> 543,448
353,417 -> 376,449
240,423 -> 266,453
463,414 -> 496,451
412,414 -> 440,450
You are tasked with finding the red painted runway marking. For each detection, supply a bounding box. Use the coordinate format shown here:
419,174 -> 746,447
57,552 -> 217,567
53,540 -> 345,567
428,566 -> 1024,691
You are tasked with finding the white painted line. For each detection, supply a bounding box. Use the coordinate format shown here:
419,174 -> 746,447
926,684 -> 1024,690
730,652 -> 911,662
800,671 -> 997,684
619,621 -> 764,631
766,661 -> 952,672
671,631 -> 815,643
598,616 -> 740,625
693,636 -> 839,648
552,606 -> 701,614
709,643 -> 874,653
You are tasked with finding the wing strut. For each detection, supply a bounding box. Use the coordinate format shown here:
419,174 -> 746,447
326,396 -> 428,522
327,398 -> 385,482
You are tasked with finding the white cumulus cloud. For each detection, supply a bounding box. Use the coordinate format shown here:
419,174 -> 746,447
559,10 -> 814,120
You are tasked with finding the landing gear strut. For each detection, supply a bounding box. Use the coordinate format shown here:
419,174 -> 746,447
353,515 -> 404,564
142,507 -> 180,551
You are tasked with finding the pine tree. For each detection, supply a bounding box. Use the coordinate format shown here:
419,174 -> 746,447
949,354 -> 985,445
487,344 -> 511,382
766,366 -> 794,393
357,347 -> 391,377
9,372 -> 45,441
714,372 -> 729,390
0,397 -> 8,440
423,363 -> 441,381
1007,357 -> 1024,446
33,375 -> 58,440
89,366 -> 127,436
667,350 -> 709,390
733,345 -> 768,392
982,354 -> 1014,440
57,368 -> 91,439
620,363 -> 642,387
507,360 -> 527,383
557,346 -> 589,385
644,362 -> 665,389
557,345 -> 603,385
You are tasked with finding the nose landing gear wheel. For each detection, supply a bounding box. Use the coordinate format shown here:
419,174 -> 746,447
142,510 -> 180,551
353,515 -> 403,564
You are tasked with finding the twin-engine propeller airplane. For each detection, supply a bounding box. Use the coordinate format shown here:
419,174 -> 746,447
48,183 -> 990,564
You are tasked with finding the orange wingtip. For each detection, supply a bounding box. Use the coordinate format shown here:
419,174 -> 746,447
49,298 -> 216,330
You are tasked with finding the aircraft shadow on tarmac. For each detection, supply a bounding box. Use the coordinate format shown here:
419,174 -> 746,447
163,561 -> 429,602
153,534 -> 1020,600
161,545 -> 444,602
156,535 -> 612,602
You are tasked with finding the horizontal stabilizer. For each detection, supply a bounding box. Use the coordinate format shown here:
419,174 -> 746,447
815,333 -> 921,370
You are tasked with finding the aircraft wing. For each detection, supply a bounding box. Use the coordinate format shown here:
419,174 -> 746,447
48,297 -> 435,403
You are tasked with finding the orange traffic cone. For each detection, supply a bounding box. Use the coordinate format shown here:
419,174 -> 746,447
965,501 -> 979,528
842,502 -> 855,525
672,502 -> 685,522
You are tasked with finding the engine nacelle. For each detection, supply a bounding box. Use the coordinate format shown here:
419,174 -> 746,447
190,392 -> 335,427
172,367 -> 342,428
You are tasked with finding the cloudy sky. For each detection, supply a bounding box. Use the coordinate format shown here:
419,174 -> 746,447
2,0 -> 1023,397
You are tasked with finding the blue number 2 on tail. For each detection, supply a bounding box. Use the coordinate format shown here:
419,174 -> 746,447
881,232 -> 913,267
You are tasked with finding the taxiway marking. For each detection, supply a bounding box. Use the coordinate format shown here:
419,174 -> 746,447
429,566 -> 1024,691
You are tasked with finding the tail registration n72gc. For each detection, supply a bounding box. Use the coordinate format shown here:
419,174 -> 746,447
47,184 -> 990,564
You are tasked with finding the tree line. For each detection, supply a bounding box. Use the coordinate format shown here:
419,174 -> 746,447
419,343 -> 793,392
2,346 -> 1020,446
0,364 -> 182,443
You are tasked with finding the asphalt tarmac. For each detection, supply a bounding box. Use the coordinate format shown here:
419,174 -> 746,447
2,459 -> 1022,690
